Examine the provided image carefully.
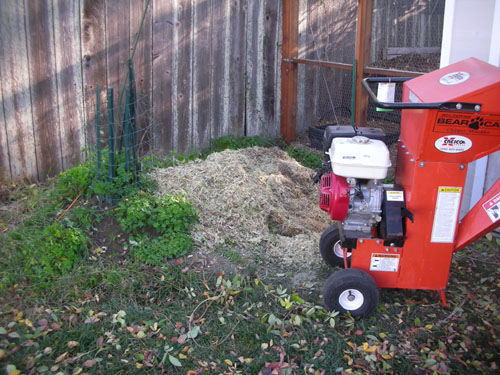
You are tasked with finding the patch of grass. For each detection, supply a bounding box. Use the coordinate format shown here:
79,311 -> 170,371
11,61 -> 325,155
286,146 -> 323,169
219,247 -> 246,264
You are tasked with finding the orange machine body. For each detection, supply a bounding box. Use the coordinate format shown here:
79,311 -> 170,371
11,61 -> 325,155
350,58 -> 500,292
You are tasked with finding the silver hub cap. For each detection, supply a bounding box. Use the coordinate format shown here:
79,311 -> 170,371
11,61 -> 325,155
333,241 -> 352,258
339,289 -> 364,310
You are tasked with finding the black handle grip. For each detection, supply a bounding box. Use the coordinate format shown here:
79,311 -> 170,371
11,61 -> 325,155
361,77 -> 482,112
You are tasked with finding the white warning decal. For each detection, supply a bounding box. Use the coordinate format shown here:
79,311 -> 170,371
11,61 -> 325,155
386,191 -> 404,202
370,253 -> 400,272
483,192 -> 500,223
431,187 -> 462,243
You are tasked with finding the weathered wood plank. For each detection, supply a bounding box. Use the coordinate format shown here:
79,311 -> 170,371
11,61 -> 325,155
192,0 -> 211,149
25,0 -> 62,180
130,0 -> 153,154
209,0 -> 226,140
0,1 -> 37,181
106,0 -> 130,89
53,0 -> 85,170
245,0 -> 263,136
81,0 -> 108,148
174,0 -> 193,153
0,81 -> 11,180
227,0 -> 247,137
152,0 -> 174,154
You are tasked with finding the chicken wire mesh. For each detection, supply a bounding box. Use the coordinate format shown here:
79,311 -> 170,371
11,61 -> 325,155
298,0 -> 445,149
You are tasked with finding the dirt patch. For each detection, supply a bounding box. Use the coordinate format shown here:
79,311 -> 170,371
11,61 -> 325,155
151,147 -> 330,275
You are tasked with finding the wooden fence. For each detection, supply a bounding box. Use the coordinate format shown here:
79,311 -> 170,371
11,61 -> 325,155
0,0 -> 282,182
0,0 -> 446,182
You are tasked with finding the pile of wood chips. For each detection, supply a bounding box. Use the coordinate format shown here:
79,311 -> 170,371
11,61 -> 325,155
151,147 -> 329,267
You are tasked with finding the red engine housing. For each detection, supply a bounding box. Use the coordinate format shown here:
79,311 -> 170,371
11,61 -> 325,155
320,172 -> 350,221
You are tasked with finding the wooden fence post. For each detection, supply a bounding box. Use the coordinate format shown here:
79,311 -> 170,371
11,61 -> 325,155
354,0 -> 373,127
280,0 -> 299,143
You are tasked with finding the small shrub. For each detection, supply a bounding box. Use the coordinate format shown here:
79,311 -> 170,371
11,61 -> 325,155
21,222 -> 88,285
117,192 -> 197,264
117,192 -> 197,235
56,162 -> 92,201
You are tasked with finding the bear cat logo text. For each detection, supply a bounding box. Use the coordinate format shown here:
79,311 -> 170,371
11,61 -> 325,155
436,116 -> 500,130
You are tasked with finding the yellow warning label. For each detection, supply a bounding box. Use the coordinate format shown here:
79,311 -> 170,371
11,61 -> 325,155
439,187 -> 462,193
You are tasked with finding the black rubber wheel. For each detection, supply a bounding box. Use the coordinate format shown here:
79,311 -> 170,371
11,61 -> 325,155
323,268 -> 379,317
319,225 -> 351,267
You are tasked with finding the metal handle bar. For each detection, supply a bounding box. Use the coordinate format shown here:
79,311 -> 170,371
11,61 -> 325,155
361,77 -> 481,112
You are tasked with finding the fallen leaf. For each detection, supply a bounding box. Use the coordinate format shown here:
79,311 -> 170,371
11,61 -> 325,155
67,341 -> 79,348
55,352 -> 68,363
225,359 -> 233,366
83,359 -> 96,368
136,330 -> 146,339
169,355 -> 182,367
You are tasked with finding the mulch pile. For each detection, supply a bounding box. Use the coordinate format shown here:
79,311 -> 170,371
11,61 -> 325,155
152,147 -> 329,267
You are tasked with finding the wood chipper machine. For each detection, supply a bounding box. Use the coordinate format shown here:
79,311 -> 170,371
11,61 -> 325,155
318,57 -> 500,317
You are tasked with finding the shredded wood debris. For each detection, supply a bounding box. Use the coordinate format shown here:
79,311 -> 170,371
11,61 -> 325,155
151,147 -> 329,267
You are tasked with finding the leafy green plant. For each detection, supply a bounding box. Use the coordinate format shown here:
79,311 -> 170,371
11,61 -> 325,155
129,233 -> 193,265
286,146 -> 323,169
56,162 -> 92,201
116,191 -> 197,264
20,222 -> 88,285
117,192 -> 196,235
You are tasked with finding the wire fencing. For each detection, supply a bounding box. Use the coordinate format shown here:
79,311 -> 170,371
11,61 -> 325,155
298,0 -> 445,149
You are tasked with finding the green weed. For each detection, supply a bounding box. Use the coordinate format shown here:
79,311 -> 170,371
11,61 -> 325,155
285,146 -> 323,169
116,192 -> 197,265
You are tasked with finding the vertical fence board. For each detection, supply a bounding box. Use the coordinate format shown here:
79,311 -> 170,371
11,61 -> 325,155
130,0 -> 152,99
0,82 -> 11,180
192,0 -> 211,149
245,0 -> 262,136
106,0 -> 130,90
174,0 -> 193,152
152,0 -> 173,154
228,0 -> 247,137
209,0 -> 226,140
53,0 -> 85,170
81,0 -> 108,147
0,2 -> 37,181
130,0 -> 153,153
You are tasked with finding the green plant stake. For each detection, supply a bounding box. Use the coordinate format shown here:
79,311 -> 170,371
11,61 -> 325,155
96,84 -> 102,180
107,88 -> 115,181
96,84 -> 103,203
123,89 -> 131,173
107,88 -> 116,204
128,59 -> 140,177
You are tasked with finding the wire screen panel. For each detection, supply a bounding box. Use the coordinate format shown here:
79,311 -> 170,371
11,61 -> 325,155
297,0 -> 357,136
369,0 -> 445,73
